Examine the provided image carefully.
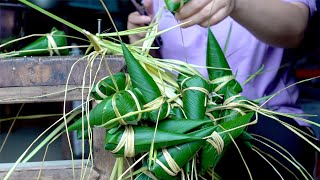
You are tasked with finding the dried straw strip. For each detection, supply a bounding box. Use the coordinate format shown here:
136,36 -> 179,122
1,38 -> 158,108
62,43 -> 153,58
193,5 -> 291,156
111,126 -> 135,157
206,131 -> 224,154
209,75 -> 234,93
156,149 -> 181,176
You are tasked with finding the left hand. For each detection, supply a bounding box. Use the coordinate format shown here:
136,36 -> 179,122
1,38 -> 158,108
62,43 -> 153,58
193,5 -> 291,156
174,0 -> 236,28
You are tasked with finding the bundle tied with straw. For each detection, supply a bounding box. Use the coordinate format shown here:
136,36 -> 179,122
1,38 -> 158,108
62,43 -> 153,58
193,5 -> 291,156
68,88 -> 144,131
18,27 -> 69,56
90,72 -> 130,101
101,30 -> 257,179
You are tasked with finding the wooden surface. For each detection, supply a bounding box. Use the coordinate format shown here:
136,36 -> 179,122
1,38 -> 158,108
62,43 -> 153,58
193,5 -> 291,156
93,128 -> 117,179
0,160 -> 100,180
0,55 -> 125,104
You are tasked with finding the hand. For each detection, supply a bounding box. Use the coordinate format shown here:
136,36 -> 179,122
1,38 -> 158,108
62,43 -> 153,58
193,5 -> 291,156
127,0 -> 153,44
174,0 -> 236,28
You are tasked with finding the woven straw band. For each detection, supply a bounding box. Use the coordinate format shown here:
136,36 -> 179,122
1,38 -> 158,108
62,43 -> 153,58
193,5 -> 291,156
206,131 -> 224,155
209,75 -> 235,93
156,149 -> 181,176
112,90 -> 142,125
46,30 -> 60,56
111,126 -> 135,157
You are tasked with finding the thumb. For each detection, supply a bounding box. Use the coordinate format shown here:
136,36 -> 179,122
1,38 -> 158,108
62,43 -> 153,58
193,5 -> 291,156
144,0 -> 154,16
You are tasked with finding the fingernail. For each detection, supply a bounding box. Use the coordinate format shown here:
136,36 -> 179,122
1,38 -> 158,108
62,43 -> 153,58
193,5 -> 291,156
144,16 -> 151,22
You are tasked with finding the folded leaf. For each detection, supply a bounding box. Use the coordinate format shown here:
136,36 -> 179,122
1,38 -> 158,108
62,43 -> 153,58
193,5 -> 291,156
68,89 -> 143,131
206,29 -> 242,95
19,27 -> 69,56
91,72 -> 128,100
121,42 -> 169,122
151,126 -> 215,179
158,118 -> 211,134
105,126 -> 203,157
199,112 -> 254,174
181,75 -> 210,119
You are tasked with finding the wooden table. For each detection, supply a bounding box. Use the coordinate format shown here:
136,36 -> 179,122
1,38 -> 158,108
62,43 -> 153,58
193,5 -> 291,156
0,55 -> 125,180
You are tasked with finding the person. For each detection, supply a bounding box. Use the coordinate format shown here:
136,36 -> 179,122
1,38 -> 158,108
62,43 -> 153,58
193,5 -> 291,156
128,0 -> 318,179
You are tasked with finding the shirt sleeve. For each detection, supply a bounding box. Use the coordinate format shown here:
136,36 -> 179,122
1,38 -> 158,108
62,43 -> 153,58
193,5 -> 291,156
282,0 -> 317,15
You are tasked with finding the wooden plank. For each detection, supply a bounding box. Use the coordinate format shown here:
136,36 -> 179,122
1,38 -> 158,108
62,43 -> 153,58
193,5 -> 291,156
93,128 -> 116,179
0,85 -> 88,104
0,55 -> 125,87
0,160 -> 99,180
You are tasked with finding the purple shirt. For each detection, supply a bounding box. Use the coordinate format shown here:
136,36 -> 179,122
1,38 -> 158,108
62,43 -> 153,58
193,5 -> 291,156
154,0 -> 316,125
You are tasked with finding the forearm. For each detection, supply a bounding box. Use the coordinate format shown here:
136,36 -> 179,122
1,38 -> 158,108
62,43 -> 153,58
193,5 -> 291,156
231,0 -> 309,48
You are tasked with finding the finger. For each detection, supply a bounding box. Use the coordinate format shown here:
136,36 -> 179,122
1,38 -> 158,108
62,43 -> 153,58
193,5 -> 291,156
144,0 -> 154,16
179,1 -> 220,28
199,7 -> 229,27
128,12 -> 151,25
175,0 -> 211,20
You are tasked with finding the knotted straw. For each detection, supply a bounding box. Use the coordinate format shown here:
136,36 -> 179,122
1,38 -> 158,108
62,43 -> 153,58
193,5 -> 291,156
94,73 -> 131,99
46,30 -> 60,56
111,90 -> 142,125
111,126 -> 135,157
156,149 -> 181,176
205,131 -> 224,155
209,75 -> 235,93
223,94 -> 246,115
143,96 -> 171,119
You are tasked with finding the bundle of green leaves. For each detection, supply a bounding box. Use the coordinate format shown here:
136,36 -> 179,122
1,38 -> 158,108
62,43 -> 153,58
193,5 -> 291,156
67,29 -> 259,179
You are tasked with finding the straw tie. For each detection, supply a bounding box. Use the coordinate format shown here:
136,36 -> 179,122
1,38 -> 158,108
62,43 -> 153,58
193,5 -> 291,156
143,96 -> 171,118
156,149 -> 181,176
209,75 -> 235,93
112,90 -> 142,125
206,131 -> 224,155
94,73 -> 130,99
124,73 -> 131,89
95,76 -> 109,99
46,30 -> 60,56
223,94 -> 246,115
111,126 -> 135,157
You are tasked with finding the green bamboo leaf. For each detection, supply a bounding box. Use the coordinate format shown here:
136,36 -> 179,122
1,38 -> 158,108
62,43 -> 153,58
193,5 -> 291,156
158,118 -> 211,134
121,42 -> 169,122
151,126 -> 215,179
165,0 -> 190,12
68,89 -> 143,131
169,106 -> 185,119
181,75 -> 210,119
104,126 -> 204,157
76,129 -> 90,140
206,29 -> 242,95
91,72 -> 128,100
19,28 -> 69,56
199,112 -> 254,174
135,173 -> 154,180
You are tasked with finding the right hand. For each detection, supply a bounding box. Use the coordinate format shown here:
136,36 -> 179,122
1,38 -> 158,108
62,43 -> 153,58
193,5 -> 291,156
127,0 -> 154,44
